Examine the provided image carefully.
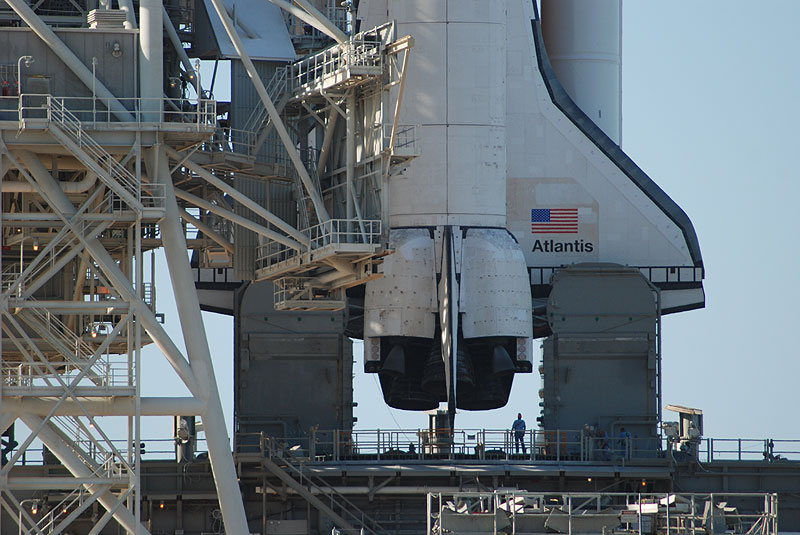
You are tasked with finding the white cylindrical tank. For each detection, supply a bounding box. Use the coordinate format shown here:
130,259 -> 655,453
387,0 -> 507,228
541,0 -> 622,144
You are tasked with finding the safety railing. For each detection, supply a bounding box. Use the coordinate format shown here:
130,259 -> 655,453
18,306 -> 108,376
2,356 -> 132,391
34,486 -> 91,534
201,126 -> 258,155
234,429 -> 800,465
272,277 -> 344,307
288,38 -> 383,94
5,437 -> 210,466
16,93 -> 215,128
1,263 -> 22,293
52,415 -> 131,476
255,218 -> 381,273
258,436 -> 387,535
697,438 -> 800,463
427,491 -> 779,535
307,218 -> 381,250
45,96 -> 166,209
0,94 -> 19,121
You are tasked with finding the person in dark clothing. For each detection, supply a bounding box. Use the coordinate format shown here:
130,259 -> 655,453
512,413 -> 527,455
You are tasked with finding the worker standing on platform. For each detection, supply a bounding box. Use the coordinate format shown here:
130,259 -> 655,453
512,413 -> 527,455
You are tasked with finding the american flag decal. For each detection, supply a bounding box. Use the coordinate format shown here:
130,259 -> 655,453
531,208 -> 579,234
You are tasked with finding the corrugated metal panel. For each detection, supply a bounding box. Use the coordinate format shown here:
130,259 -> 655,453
232,59 -> 299,280
233,175 -> 265,280
0,29 -> 138,100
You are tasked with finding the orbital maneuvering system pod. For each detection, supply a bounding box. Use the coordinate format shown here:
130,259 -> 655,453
359,0 -> 704,420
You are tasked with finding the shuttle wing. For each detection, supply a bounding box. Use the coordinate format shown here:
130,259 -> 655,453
505,2 -> 704,315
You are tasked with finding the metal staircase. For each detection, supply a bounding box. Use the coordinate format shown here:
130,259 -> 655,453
260,436 -> 388,535
242,66 -> 289,157
46,96 -> 164,215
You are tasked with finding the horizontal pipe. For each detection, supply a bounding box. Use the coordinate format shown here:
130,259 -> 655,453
2,171 -> 98,193
267,486 -> 510,496
6,300 -> 129,312
7,477 -> 127,490
2,397 -> 204,416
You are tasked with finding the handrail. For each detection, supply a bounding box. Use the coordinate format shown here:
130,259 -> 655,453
255,218 -> 381,272
235,428 -> 800,464
288,37 -> 383,94
262,436 -> 387,535
43,96 -> 166,210
16,93 -> 216,128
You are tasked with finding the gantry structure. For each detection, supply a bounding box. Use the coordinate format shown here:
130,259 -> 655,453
0,0 -> 414,532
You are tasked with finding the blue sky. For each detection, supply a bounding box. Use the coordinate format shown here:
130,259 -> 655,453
146,1 -> 799,443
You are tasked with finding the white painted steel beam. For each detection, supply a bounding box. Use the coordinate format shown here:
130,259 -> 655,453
152,144 -> 250,535
175,188 -> 305,250
269,0 -> 347,44
139,0 -> 163,121
118,0 -> 136,28
5,477 -> 127,490
3,0 -> 133,122
180,209 -> 235,254
6,300 -> 129,312
2,397 -> 204,416
166,146 -> 309,246
1,171 -> 97,193
16,150 -> 201,397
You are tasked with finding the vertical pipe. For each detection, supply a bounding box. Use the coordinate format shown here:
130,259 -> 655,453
139,0 -> 163,121
134,217 -> 143,533
346,91 -> 355,240
151,145 -> 250,535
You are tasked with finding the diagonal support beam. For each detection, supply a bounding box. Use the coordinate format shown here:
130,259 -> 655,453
151,144 -> 250,535
180,209 -> 235,254
269,0 -> 347,44
175,188 -> 304,250
206,0 -> 331,224
20,414 -> 151,535
167,146 -> 310,246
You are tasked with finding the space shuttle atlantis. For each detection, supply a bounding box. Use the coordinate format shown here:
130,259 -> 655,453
359,0 -> 704,414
